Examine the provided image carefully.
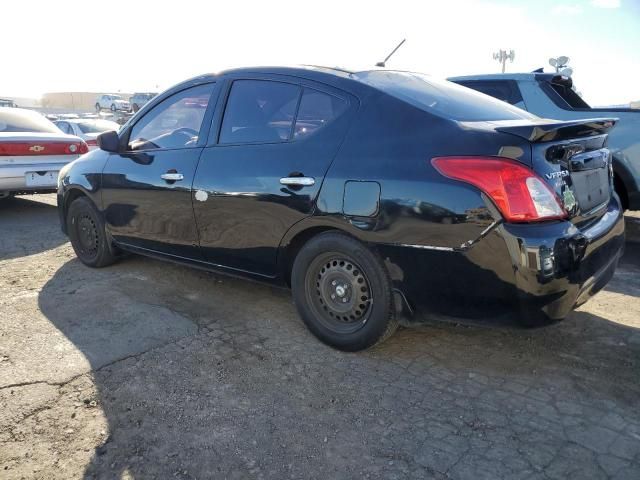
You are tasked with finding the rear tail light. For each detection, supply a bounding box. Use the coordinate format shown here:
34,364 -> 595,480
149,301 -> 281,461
431,156 -> 567,222
0,141 -> 89,156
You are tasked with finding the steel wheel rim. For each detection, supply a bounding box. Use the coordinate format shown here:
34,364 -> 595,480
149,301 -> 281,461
305,253 -> 373,334
75,214 -> 99,258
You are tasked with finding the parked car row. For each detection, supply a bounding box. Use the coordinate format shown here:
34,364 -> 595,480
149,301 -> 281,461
95,92 -> 157,113
54,66 -> 626,351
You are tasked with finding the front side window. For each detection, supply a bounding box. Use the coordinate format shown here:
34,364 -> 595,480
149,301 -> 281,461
294,89 -> 348,138
128,83 -> 214,151
219,80 -> 301,144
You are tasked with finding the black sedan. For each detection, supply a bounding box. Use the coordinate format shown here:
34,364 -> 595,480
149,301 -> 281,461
57,66 -> 625,351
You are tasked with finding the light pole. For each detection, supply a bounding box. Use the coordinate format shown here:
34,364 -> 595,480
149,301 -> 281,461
493,49 -> 515,73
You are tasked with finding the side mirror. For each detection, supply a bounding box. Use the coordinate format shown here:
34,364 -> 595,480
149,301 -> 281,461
97,130 -> 120,153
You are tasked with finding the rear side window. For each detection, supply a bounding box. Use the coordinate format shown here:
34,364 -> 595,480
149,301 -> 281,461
0,109 -> 60,133
219,80 -> 301,144
545,81 -> 591,109
294,89 -> 348,138
455,80 -> 523,106
354,71 -> 536,122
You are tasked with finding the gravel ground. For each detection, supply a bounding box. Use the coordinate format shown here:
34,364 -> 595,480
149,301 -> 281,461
1,194 -> 639,480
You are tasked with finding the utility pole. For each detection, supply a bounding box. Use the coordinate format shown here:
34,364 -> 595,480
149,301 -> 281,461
493,49 -> 515,73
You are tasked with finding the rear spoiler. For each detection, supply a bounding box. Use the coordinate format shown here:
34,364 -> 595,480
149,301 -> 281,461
495,118 -> 617,142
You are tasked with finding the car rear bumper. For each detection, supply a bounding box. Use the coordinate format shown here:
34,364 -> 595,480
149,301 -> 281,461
377,196 -> 625,326
503,197 -> 625,322
0,159 -> 77,192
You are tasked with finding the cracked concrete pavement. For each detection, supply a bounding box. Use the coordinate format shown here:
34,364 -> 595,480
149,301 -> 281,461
1,194 -> 639,479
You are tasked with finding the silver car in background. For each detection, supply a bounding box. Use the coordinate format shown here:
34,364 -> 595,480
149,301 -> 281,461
0,108 -> 88,199
54,118 -> 120,149
95,94 -> 130,112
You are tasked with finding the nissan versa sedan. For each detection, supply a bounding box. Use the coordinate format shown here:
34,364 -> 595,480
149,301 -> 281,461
57,66 -> 625,351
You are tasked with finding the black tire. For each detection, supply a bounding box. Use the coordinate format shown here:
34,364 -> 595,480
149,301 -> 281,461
95,103 -> 101,112
66,197 -> 117,268
291,232 -> 398,351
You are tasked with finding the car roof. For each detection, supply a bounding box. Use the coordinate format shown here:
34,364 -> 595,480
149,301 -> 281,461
448,72 -> 557,82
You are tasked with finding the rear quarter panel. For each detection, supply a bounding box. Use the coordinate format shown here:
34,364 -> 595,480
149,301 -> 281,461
300,90 -> 526,318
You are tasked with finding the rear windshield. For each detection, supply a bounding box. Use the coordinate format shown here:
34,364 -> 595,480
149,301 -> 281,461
353,71 -> 537,122
77,120 -> 119,133
0,108 -> 60,133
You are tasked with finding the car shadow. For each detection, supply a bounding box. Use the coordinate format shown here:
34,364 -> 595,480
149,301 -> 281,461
0,194 -> 67,261
35,252 -> 640,479
602,241 -> 640,297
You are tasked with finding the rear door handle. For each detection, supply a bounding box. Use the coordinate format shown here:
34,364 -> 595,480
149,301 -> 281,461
279,176 -> 315,187
161,172 -> 184,182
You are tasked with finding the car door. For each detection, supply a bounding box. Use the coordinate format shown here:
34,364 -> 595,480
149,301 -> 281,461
101,82 -> 218,258
192,76 -> 355,277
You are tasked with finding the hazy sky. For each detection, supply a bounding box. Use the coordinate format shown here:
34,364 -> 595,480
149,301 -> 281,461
2,0 -> 638,105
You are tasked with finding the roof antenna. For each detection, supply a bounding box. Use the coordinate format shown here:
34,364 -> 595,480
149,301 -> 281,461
376,39 -> 406,68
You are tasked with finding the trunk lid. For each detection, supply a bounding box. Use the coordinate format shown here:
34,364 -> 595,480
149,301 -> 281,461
0,132 -> 86,165
494,117 -> 617,223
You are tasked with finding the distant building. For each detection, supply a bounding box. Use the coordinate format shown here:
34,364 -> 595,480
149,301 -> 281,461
41,92 -> 133,112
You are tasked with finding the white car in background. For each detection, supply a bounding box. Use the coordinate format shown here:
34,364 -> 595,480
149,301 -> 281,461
0,108 -> 88,200
95,94 -> 130,112
54,118 -> 119,149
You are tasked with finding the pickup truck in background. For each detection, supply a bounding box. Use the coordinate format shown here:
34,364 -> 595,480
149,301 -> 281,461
449,73 -> 640,210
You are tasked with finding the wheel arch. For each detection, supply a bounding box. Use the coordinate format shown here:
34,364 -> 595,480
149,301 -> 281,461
61,186 -> 100,232
278,219 -> 367,287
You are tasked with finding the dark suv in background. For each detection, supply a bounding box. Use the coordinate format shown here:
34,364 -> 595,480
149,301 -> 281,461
450,72 -> 640,211
57,67 -> 624,351
129,92 -> 157,112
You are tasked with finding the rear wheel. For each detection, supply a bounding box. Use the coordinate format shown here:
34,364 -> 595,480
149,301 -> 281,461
67,197 -> 117,268
291,232 -> 397,351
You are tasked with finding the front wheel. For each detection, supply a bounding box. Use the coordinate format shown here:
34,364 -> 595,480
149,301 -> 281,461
67,197 -> 117,268
291,232 -> 397,351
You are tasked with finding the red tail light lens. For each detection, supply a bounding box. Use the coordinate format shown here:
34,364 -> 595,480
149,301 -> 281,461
0,141 -> 89,156
431,156 -> 567,222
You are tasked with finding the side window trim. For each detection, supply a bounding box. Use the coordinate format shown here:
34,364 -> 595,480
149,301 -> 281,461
122,82 -> 217,152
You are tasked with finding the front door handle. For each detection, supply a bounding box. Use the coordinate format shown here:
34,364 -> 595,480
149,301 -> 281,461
279,176 -> 315,187
161,172 -> 184,182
